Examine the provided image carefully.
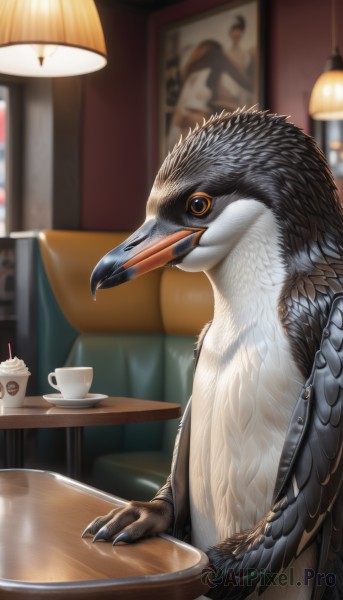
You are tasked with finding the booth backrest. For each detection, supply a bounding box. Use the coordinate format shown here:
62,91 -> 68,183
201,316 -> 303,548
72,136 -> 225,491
38,231 -> 164,334
38,230 -> 213,336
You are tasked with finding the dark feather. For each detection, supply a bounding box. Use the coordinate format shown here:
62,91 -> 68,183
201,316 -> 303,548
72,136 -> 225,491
206,297 -> 343,599
155,110 -> 343,599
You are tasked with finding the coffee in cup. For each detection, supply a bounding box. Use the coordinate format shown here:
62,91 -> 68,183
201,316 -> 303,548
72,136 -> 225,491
48,367 -> 93,399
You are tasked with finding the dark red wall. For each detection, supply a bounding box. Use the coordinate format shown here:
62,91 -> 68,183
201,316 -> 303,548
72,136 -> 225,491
81,5 -> 149,231
269,0 -> 343,132
82,0 -> 343,231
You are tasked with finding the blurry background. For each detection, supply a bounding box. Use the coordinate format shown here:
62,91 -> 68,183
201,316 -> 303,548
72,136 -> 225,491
0,0 -> 340,239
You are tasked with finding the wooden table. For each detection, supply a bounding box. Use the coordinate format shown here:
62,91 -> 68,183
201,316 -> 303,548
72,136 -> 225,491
0,396 -> 181,478
0,469 -> 208,600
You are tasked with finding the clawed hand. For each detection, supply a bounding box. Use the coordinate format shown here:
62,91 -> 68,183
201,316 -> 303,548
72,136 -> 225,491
81,499 -> 173,545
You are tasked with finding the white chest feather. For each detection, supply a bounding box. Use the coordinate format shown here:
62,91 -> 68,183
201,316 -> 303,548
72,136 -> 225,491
188,210 -> 305,552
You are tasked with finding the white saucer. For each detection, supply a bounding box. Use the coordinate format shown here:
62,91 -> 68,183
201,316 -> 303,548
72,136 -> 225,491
43,393 -> 108,408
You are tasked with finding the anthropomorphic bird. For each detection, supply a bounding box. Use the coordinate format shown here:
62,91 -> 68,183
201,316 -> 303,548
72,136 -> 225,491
83,109 -> 343,600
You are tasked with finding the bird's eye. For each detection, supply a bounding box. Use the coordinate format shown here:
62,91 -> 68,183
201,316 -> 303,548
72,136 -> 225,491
186,193 -> 212,217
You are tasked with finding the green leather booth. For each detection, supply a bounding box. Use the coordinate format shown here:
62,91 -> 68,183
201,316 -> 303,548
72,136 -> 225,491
16,230 -> 213,500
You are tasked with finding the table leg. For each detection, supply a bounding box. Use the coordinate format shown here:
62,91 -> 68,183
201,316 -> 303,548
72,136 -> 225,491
66,427 -> 83,479
4,429 -> 24,468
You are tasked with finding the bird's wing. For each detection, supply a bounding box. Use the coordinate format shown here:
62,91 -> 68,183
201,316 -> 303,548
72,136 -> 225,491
319,485 -> 343,600
153,320 -> 212,539
206,293 -> 343,600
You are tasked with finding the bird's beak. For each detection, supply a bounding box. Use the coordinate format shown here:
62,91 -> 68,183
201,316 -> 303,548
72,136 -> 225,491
90,219 -> 205,298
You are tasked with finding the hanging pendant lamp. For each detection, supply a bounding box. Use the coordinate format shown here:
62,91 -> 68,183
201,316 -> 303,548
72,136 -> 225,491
309,0 -> 343,120
0,0 -> 107,77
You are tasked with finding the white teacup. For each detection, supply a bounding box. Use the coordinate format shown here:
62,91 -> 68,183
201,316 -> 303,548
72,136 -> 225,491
48,367 -> 93,399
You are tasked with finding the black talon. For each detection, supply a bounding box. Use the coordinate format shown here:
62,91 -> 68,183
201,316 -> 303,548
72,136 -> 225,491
81,525 -> 92,538
112,531 -> 132,546
93,527 -> 110,543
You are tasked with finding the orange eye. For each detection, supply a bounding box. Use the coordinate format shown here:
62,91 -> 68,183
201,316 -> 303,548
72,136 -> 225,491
186,193 -> 212,217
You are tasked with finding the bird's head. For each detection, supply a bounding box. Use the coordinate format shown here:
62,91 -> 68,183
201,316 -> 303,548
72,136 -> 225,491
91,108 -> 343,297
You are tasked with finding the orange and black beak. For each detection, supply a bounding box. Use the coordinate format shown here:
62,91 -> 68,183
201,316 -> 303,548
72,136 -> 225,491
90,219 -> 205,298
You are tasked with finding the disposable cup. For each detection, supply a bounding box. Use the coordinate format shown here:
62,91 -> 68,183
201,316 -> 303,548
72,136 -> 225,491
0,373 -> 30,408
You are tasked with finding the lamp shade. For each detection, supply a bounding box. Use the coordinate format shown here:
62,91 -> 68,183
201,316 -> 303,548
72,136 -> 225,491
0,0 -> 107,77
309,51 -> 343,120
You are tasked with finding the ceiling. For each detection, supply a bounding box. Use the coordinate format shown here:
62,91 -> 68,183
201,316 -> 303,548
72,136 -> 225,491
123,0 -> 183,6
98,0 -> 184,11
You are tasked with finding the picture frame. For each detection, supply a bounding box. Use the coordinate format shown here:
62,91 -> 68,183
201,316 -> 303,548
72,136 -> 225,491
313,119 -> 343,198
158,0 -> 267,162
313,120 -> 343,178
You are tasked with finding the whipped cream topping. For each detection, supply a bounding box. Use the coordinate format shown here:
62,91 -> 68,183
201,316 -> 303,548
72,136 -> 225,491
0,357 -> 30,376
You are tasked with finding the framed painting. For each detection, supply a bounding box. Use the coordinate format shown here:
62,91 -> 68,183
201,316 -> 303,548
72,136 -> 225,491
158,0 -> 267,161
313,119 -> 343,199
